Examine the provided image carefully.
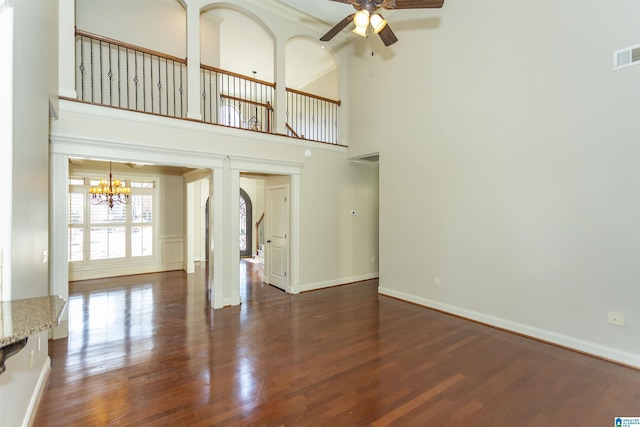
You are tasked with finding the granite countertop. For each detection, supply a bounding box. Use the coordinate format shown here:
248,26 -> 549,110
0,296 -> 66,347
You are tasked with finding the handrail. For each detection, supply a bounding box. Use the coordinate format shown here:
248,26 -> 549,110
73,30 -> 342,145
201,64 -> 276,88
286,88 -> 340,143
220,93 -> 271,109
286,87 -> 341,106
285,123 -> 301,139
256,213 -> 265,253
200,65 -> 275,133
76,28 -> 187,64
75,29 -> 188,118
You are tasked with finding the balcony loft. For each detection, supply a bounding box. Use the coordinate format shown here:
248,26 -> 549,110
67,29 -> 344,147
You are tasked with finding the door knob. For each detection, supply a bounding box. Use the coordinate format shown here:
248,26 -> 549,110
266,240 -> 271,243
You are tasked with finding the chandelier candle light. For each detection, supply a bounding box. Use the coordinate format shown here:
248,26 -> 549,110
89,162 -> 132,209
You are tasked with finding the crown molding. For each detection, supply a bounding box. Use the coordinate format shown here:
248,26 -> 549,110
243,0 -> 350,43
155,0 -> 350,43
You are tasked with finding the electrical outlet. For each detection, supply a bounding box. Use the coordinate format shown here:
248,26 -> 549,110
434,277 -> 440,286
608,311 -> 624,326
371,256 -> 375,263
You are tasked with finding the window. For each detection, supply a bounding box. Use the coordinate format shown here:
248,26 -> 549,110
68,176 -> 155,264
220,105 -> 240,127
131,193 -> 153,257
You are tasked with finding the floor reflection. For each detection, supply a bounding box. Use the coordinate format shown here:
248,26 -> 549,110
67,280 -> 157,374
64,261 -> 284,378
239,258 -> 285,304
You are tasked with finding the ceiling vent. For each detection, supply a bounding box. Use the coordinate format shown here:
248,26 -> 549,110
614,44 -> 640,70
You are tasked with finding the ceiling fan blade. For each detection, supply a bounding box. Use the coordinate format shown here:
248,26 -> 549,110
328,0 -> 354,4
385,0 -> 444,9
320,14 -> 354,42
377,24 -> 398,46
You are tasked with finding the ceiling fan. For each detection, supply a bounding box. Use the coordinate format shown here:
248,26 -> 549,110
320,0 -> 444,47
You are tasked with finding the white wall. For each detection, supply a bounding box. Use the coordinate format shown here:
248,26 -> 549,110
0,331 -> 51,427
0,0 -> 14,302
299,153 -> 379,290
347,0 -> 640,366
209,6 -> 274,81
76,0 -> 187,58
200,13 -> 221,68
0,0 -> 59,425
286,37 -> 339,100
11,0 -> 56,301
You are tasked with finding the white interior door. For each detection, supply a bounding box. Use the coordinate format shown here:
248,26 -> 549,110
266,184 -> 289,291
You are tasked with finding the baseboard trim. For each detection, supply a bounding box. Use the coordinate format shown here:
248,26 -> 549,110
25,356 -> 51,427
69,264 -> 183,281
300,273 -> 379,292
51,319 -> 69,340
378,287 -> 640,369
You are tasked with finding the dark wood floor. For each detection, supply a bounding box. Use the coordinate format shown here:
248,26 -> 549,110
34,261 -> 640,426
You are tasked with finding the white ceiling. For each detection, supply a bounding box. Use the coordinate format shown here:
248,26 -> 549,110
273,0 -> 355,25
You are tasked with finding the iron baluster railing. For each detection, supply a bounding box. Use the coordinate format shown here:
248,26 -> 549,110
200,65 -> 275,133
75,30 -> 342,143
75,29 -> 187,119
285,88 -> 340,144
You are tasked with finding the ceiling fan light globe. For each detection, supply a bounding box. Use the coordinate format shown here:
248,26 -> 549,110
353,10 -> 370,28
370,13 -> 387,34
352,25 -> 368,37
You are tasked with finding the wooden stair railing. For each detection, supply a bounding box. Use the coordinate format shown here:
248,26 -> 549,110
256,213 -> 265,255
285,123 -> 302,139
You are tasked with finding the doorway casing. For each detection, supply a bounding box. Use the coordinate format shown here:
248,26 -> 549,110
50,135 -> 302,338
228,156 -> 302,300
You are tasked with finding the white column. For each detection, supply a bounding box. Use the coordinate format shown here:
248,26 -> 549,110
290,173 -> 301,294
186,3 -> 202,121
229,169 -> 240,306
0,4 -> 13,302
50,152 -> 69,339
211,167 -> 224,308
185,182 -> 195,273
58,0 -> 77,99
274,38 -> 287,135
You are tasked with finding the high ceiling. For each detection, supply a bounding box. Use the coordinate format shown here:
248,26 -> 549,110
273,0 -> 354,25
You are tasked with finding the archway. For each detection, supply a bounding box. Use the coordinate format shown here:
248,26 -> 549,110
239,188 -> 253,257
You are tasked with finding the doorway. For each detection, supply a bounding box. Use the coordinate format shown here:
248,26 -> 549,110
239,175 -> 265,299
239,188 -> 253,258
237,173 -> 293,299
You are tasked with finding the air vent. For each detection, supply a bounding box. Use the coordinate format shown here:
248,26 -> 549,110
614,44 -> 640,70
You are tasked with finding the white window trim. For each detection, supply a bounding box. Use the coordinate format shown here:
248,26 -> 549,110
68,175 -> 158,269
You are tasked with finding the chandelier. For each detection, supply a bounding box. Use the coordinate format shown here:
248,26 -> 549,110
89,162 -> 131,209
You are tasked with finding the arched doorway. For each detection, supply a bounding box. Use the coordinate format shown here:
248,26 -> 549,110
239,188 -> 252,257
